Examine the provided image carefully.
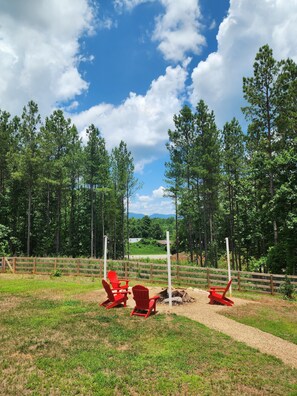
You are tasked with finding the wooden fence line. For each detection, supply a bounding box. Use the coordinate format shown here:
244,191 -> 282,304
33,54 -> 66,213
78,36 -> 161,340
1,256 -> 297,295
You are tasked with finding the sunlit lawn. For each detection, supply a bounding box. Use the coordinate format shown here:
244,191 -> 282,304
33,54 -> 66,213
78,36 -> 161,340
0,274 -> 297,395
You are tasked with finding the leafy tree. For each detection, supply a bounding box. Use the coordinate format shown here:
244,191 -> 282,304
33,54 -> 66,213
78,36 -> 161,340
150,222 -> 163,239
242,44 -> 279,247
39,110 -> 74,255
140,216 -> 152,238
221,118 -> 245,270
167,105 -> 196,260
9,101 -> 41,255
84,124 -> 109,257
193,100 -> 221,267
110,141 -> 139,259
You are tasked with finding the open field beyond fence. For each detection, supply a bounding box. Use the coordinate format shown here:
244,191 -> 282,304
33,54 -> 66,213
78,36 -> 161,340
2,256 -> 296,294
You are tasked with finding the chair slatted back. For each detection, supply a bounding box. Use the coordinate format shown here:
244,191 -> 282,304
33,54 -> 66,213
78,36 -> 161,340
102,279 -> 115,302
132,285 -> 150,310
222,279 -> 232,298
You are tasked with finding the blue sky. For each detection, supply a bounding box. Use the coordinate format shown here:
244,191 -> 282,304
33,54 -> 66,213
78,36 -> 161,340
1,0 -> 297,214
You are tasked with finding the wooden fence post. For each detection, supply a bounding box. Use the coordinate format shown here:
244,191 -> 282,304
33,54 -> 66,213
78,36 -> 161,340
33,257 -> 36,274
176,265 -> 180,282
1,257 -> 4,273
270,275 -> 274,295
76,259 -> 80,276
237,271 -> 241,291
99,259 -> 102,278
13,257 -> 16,273
150,264 -> 153,280
206,268 -> 210,288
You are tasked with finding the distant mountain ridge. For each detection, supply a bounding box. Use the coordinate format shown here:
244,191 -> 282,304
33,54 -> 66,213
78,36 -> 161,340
129,212 -> 174,219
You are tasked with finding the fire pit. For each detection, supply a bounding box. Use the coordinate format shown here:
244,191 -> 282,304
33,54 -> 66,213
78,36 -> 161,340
158,288 -> 195,305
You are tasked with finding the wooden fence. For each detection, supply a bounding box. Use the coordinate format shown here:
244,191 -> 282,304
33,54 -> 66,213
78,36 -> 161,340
1,256 -> 297,295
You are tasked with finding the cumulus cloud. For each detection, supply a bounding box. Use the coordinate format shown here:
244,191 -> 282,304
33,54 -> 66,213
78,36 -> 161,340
153,0 -> 205,62
0,0 -> 95,116
130,186 -> 174,215
190,0 -> 297,128
114,0 -> 205,62
71,63 -> 188,169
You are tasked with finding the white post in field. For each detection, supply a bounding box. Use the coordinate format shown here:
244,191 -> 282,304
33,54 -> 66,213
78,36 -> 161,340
166,231 -> 172,308
103,235 -> 108,280
225,237 -> 232,297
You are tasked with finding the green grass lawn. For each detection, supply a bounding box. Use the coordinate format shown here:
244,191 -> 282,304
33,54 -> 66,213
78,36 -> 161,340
1,274 -> 297,395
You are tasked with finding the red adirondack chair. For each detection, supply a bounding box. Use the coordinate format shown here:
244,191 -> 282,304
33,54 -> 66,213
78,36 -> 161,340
208,279 -> 234,306
100,279 -> 129,309
131,285 -> 160,318
107,270 -> 130,291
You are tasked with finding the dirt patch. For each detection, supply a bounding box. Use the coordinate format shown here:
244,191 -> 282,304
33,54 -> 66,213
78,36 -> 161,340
0,296 -> 24,312
74,290 -> 103,303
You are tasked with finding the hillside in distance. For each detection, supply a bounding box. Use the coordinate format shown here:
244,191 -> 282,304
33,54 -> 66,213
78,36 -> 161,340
129,212 -> 174,219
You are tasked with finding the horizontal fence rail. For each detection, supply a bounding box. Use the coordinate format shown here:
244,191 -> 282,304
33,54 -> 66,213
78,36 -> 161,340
1,256 -> 297,295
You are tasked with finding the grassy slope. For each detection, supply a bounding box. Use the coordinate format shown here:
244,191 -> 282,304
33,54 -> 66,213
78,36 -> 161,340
0,275 -> 297,395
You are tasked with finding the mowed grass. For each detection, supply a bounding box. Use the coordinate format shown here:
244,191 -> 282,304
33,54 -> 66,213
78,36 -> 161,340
0,275 -> 297,395
221,294 -> 297,345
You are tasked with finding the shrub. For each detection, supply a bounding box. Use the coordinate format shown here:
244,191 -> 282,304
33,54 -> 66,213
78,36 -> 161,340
51,269 -> 62,277
278,275 -> 295,300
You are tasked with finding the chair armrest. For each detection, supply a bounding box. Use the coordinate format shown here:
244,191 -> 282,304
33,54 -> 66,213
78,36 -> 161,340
113,289 -> 130,296
111,287 -> 130,293
151,295 -> 160,301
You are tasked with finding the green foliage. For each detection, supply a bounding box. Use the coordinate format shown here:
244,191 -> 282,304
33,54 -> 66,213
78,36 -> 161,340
51,269 -> 62,277
0,224 -> 20,256
266,243 -> 288,273
248,256 -> 268,273
129,217 -> 174,239
279,275 -> 295,300
0,224 -> 11,256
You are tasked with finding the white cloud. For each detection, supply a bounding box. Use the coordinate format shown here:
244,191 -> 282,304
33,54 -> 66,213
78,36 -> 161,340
114,0 -> 205,62
152,186 -> 166,198
114,0 -> 154,11
71,63 -> 188,170
152,0 -> 205,62
190,0 -> 297,128
130,186 -> 174,215
0,0 -> 95,116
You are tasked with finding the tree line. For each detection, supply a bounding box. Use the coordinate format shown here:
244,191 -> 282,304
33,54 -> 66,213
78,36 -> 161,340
0,103 -> 139,259
1,45 -> 296,274
129,216 -> 175,240
165,45 -> 297,274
